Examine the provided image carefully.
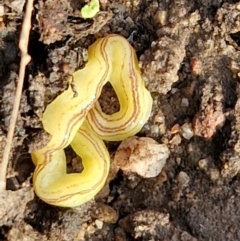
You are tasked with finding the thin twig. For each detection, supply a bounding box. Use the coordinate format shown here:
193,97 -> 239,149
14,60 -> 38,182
0,0 -> 33,191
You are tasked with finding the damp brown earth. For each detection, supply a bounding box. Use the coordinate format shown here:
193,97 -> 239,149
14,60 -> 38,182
1,0 -> 240,240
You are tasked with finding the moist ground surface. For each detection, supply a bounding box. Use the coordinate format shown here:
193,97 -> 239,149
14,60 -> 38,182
1,0 -> 240,240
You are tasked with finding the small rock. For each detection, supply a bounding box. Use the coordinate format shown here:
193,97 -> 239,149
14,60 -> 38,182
169,134 -> 182,146
150,124 -> 159,136
95,219 -> 103,229
181,123 -> 194,140
198,158 -> 208,169
181,98 -> 189,107
114,136 -> 170,178
177,171 -> 190,188
171,124 -> 181,134
154,112 -> 165,123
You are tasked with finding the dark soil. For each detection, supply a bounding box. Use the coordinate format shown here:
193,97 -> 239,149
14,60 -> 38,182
1,0 -> 240,240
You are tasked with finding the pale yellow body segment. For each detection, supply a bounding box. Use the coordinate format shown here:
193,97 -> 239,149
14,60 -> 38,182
32,34 -> 153,207
32,123 -> 109,207
86,38 -> 152,141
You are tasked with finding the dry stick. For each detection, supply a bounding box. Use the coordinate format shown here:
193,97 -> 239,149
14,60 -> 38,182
0,0 -> 33,191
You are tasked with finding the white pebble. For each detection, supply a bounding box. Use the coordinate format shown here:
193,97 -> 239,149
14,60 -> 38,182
181,123 -> 194,140
181,98 -> 189,107
114,136 -> 170,178
95,220 -> 103,229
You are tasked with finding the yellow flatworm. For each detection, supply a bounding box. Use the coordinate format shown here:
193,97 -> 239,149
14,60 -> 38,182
31,34 -> 153,207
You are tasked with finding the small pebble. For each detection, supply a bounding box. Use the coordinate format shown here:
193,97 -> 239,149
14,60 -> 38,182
177,171 -> 190,188
181,123 -> 194,140
115,136 -> 170,178
169,134 -> 182,146
181,98 -> 189,107
95,220 -> 103,229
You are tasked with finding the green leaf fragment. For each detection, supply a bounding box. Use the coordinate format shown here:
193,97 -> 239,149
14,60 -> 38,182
81,0 -> 100,19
